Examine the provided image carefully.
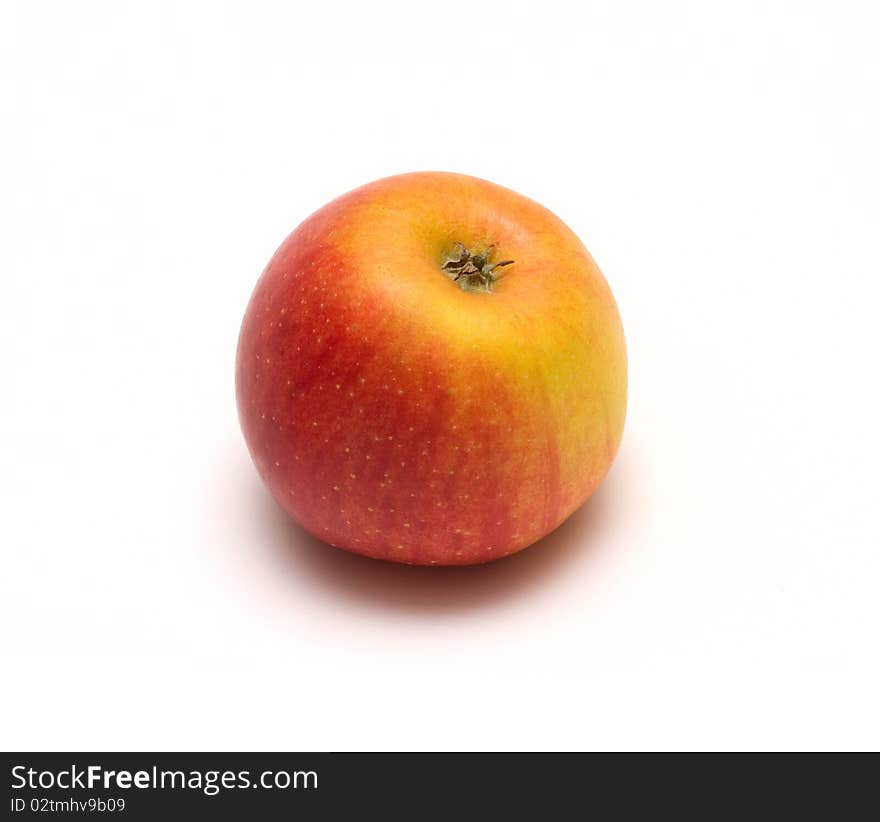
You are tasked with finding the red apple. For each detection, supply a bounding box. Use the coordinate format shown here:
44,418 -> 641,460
236,172 -> 627,565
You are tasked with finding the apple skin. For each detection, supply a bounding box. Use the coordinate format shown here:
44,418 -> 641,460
236,172 -> 626,565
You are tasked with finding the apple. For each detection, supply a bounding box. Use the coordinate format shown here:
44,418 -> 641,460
236,172 -> 626,565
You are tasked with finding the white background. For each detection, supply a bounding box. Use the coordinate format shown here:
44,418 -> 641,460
2,0 -> 879,751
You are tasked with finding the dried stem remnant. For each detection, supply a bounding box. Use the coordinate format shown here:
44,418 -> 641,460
442,242 -> 514,292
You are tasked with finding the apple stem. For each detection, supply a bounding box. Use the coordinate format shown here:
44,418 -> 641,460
441,242 -> 514,292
